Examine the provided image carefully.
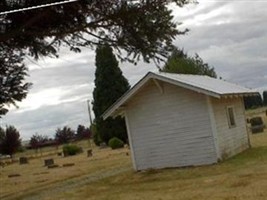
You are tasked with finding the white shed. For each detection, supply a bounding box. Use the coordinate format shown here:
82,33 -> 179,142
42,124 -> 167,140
103,72 -> 258,171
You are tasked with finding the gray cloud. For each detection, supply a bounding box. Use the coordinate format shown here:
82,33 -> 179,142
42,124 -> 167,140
3,99 -> 91,139
174,0 -> 267,90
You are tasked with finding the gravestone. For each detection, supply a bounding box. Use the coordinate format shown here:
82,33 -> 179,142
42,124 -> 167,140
44,158 -> 54,166
8,173 -> 21,178
19,157 -> 28,164
99,143 -> 107,149
63,163 -> 75,167
87,149 -> 93,157
47,164 -> 59,169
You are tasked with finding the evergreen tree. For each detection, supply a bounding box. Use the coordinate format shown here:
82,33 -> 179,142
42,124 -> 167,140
263,91 -> 267,106
160,47 -> 217,78
93,44 -> 130,145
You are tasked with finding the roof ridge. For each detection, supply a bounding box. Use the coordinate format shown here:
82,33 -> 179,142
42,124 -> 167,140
157,71 -> 213,77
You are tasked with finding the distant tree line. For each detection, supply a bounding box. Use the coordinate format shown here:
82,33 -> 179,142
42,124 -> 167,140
29,124 -> 92,151
0,123 -> 91,156
244,91 -> 267,110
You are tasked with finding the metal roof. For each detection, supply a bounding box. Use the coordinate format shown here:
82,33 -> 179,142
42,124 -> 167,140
102,71 -> 259,119
156,72 -> 257,96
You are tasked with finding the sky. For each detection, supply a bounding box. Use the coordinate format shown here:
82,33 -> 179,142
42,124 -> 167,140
2,0 -> 267,140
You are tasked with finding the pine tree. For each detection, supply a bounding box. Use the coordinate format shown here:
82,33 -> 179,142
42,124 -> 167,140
160,47 -> 217,78
93,44 -> 130,145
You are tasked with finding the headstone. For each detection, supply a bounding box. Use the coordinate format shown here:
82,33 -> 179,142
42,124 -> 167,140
0,161 -> 5,167
47,164 -> 59,169
99,143 -> 107,149
63,151 -> 69,157
79,147 -> 84,153
87,149 -> 93,157
8,173 -> 21,178
63,163 -> 75,167
44,158 -> 54,166
19,157 -> 28,164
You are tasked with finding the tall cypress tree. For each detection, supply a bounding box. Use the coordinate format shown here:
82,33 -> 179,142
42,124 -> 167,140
93,44 -> 130,145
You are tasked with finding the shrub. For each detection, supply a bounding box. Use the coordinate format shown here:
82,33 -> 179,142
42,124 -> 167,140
250,117 -> 265,134
93,131 -> 102,146
108,137 -> 124,149
63,144 -> 82,156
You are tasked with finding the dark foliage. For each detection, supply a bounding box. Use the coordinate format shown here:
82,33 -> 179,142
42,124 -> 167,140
76,124 -> 91,140
90,122 -> 101,145
29,133 -> 48,150
263,91 -> 267,106
0,125 -> 21,156
63,144 -> 82,156
243,94 -> 263,110
160,47 -> 217,78
55,126 -> 75,144
93,44 -> 130,144
108,137 -> 124,149
0,127 -> 5,153
0,0 -> 190,63
0,48 -> 31,116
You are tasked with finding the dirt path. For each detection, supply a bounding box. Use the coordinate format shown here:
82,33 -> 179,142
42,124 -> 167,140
4,166 -> 131,200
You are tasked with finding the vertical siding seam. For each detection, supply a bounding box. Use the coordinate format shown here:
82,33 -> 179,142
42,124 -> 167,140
124,111 -> 138,170
206,96 -> 220,161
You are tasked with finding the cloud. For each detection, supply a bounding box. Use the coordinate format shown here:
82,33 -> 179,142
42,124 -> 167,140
173,0 -> 267,90
2,1 -> 267,140
3,99 -> 92,140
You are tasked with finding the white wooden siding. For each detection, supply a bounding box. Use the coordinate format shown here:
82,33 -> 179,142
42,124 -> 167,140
210,97 -> 249,160
125,80 -> 217,170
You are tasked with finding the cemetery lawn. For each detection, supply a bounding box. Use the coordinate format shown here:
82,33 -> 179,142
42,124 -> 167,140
0,107 -> 267,200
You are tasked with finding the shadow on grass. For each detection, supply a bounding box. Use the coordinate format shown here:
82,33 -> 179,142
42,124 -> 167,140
135,146 -> 267,182
226,146 -> 267,165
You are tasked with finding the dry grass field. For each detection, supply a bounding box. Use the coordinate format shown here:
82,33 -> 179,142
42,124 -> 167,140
1,107 -> 267,200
